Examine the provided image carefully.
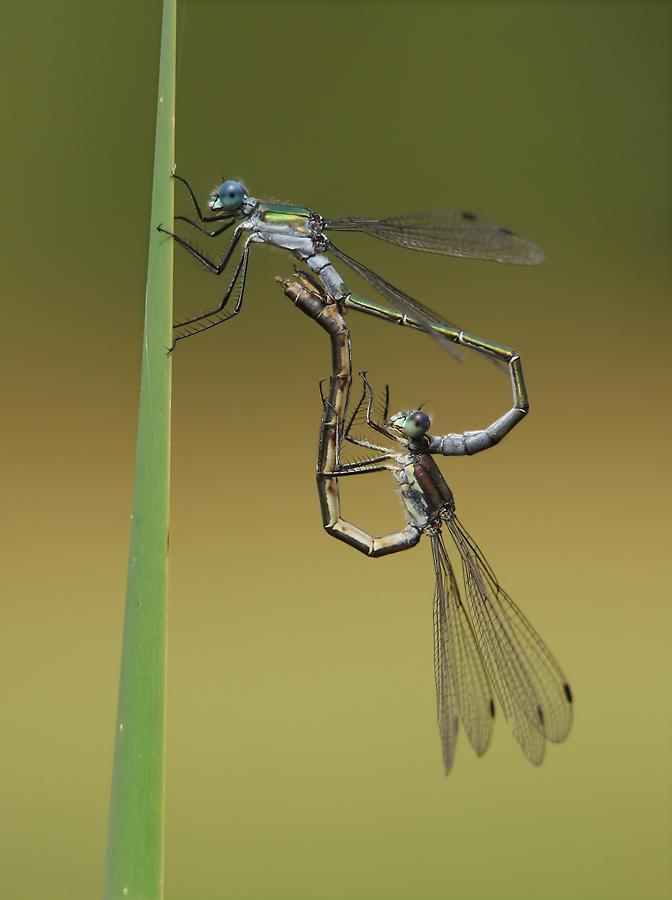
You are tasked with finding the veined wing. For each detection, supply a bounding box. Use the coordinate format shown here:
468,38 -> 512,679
431,531 -> 495,775
324,212 -> 545,265
445,516 -> 572,766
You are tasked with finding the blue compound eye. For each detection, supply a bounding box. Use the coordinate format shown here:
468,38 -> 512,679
217,180 -> 245,211
403,410 -> 430,438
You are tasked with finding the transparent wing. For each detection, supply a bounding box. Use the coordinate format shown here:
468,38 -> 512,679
445,516 -> 572,766
432,532 -> 459,774
324,212 -> 545,265
431,531 -> 495,774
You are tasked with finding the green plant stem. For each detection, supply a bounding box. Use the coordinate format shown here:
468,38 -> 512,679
103,0 -> 176,897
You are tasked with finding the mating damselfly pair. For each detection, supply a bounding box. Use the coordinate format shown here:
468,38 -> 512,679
164,176 -> 572,773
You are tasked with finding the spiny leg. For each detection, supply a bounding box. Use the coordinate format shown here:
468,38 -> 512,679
158,222 -> 244,275
172,243 -> 251,347
172,172 -> 233,226
316,393 -> 420,557
172,215 -> 235,238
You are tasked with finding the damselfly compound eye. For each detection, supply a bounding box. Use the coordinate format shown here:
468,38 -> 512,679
217,180 -> 245,211
403,410 -> 430,438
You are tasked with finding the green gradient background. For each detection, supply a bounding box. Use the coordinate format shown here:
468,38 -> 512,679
1,2 -> 670,898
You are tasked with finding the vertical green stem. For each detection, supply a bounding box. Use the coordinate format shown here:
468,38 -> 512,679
103,0 -> 176,897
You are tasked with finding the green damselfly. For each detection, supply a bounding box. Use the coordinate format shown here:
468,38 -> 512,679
161,175 -> 544,358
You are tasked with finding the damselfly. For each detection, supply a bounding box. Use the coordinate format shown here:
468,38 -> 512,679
161,175 -> 545,357
278,275 -> 570,772
328,372 -> 571,772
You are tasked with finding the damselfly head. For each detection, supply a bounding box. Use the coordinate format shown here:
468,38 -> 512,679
389,409 -> 431,439
209,180 -> 247,212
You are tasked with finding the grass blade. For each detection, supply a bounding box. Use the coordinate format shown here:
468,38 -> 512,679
103,0 -> 176,896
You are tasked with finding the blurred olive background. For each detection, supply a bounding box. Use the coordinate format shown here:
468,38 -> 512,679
1,2 -> 670,898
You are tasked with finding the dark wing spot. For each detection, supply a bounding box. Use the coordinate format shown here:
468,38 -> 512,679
536,704 -> 545,726
489,699 -> 495,718
498,227 -> 513,235
563,683 -> 573,703
462,211 -> 477,221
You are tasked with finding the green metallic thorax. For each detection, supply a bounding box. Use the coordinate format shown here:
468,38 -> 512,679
257,203 -> 313,235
